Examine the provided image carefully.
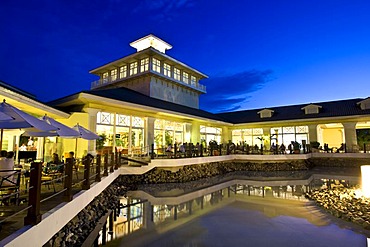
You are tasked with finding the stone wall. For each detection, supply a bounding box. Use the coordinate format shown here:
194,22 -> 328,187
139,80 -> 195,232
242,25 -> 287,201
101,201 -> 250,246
123,160 -> 310,184
309,157 -> 370,167
306,187 -> 370,232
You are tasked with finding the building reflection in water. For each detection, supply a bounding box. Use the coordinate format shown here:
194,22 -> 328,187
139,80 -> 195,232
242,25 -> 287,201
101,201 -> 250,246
98,173 -> 359,245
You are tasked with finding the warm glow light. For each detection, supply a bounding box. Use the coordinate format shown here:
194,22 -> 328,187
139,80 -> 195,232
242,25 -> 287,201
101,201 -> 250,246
361,165 -> 370,197
130,34 -> 172,53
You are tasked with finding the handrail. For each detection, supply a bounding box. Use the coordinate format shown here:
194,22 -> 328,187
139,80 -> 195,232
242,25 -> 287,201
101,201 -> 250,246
91,73 -> 207,93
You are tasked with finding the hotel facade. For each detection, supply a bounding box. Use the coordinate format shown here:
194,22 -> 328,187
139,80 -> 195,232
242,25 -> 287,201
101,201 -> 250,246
2,35 -> 370,159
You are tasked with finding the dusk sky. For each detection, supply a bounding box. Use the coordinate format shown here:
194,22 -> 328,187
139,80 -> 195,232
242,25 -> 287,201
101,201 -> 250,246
1,1 -> 370,113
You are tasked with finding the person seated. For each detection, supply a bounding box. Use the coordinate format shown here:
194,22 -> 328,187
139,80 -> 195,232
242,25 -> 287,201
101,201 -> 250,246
176,143 -> 186,157
47,153 -> 64,173
165,144 -> 173,158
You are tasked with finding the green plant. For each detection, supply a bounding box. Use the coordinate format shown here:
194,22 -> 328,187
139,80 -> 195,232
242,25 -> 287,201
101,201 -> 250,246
165,130 -> 173,146
96,133 -> 107,150
115,138 -> 124,147
293,141 -> 301,150
310,141 -> 320,149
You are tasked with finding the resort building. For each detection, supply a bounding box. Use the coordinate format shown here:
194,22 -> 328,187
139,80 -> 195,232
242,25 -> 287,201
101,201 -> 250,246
1,34 -> 370,159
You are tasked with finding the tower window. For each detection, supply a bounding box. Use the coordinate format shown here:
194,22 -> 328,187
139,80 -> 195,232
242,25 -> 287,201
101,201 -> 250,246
174,68 -> 180,81
152,58 -> 161,73
119,66 -> 127,78
140,58 -> 149,72
130,62 -> 138,75
183,72 -> 189,84
164,63 -> 171,77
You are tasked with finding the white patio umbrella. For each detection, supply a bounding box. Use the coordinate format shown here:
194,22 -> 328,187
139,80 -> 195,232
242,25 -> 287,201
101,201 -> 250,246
72,124 -> 100,157
23,116 -> 81,160
23,115 -> 80,138
0,100 -> 57,148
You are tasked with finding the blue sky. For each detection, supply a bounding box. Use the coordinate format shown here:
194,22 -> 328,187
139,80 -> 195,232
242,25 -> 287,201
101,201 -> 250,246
1,0 -> 370,113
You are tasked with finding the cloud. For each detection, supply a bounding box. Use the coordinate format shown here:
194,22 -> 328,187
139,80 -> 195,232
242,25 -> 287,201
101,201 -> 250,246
199,70 -> 273,113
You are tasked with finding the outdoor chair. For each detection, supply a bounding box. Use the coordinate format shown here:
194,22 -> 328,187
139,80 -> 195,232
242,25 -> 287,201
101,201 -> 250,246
0,169 -> 21,205
41,171 -> 57,193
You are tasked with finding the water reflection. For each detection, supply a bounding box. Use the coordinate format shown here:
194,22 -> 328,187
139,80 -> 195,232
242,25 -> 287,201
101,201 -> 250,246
101,170 -> 365,246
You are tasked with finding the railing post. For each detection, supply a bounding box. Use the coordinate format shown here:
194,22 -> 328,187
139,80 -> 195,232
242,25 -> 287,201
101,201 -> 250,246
95,154 -> 101,182
173,144 -> 177,158
219,144 -> 222,156
109,210 -> 114,234
82,157 -> 90,190
110,153 -> 114,172
102,220 -> 107,245
151,143 -> 155,159
63,158 -> 73,202
103,153 -> 108,176
24,162 -> 42,226
115,152 -> 119,169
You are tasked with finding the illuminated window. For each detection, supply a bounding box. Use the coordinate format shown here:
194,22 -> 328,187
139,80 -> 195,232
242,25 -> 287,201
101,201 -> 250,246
97,112 -> 113,124
140,58 -> 149,72
282,127 -> 294,134
154,119 -> 184,148
191,76 -> 196,86
130,62 -> 138,75
164,63 -> 171,77
200,125 -> 222,145
183,72 -> 189,84
232,128 -> 263,146
296,126 -> 308,133
111,69 -> 117,81
116,114 -> 130,126
174,68 -> 180,80
152,58 -> 161,73
102,72 -> 109,83
132,117 -> 144,127
119,66 -> 127,78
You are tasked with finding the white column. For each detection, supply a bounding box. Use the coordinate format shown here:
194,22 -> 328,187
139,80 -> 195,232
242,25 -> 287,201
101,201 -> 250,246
184,123 -> 192,143
191,122 -> 200,144
342,122 -> 358,152
262,127 -> 271,148
129,116 -> 133,156
36,137 -> 44,160
84,108 -> 100,153
308,124 -> 318,142
222,126 -> 231,144
113,113 -> 116,153
146,117 -> 155,149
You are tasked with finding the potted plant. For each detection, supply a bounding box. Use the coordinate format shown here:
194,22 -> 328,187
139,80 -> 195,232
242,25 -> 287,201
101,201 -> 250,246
310,141 -> 320,152
293,141 -> 301,154
96,133 -> 107,154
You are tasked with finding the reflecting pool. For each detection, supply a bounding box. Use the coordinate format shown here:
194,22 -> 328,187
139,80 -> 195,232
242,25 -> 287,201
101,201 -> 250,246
103,169 -> 369,247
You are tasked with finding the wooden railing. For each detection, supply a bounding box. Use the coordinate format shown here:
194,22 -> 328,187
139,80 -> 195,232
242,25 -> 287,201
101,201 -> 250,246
0,153 -> 123,230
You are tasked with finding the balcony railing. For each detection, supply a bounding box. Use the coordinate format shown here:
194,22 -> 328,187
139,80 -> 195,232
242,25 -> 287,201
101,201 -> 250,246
91,72 -> 207,93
